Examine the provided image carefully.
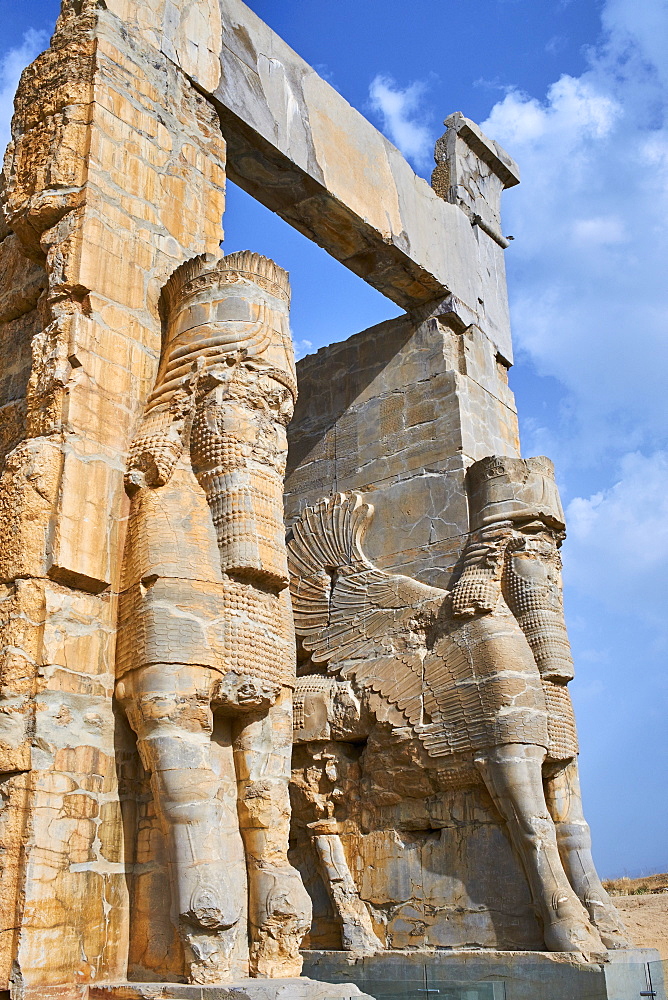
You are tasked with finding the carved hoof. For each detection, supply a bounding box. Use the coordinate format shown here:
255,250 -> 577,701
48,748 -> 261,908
543,892 -> 606,960
187,885 -> 241,930
585,894 -> 633,950
186,928 -> 238,985
212,672 -> 281,711
268,870 -> 308,910
249,864 -> 312,978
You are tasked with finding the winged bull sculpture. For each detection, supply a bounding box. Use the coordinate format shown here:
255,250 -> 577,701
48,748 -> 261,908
287,457 -> 629,960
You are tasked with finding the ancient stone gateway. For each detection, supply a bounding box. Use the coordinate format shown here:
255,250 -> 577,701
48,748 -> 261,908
0,0 -> 656,998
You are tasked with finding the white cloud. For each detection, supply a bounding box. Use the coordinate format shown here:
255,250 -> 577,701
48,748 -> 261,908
368,74 -> 433,168
480,0 -> 668,772
601,0 -> 668,90
565,451 -> 668,627
545,35 -> 566,56
0,29 -> 49,158
571,215 -> 626,246
482,0 -> 668,463
294,338 -> 313,361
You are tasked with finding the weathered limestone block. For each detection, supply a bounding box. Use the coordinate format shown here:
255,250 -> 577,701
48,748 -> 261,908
303,950 -> 661,1000
103,0 -> 223,94
0,580 -> 46,773
287,461 -> 629,960
2,7 -> 95,256
0,772 -> 31,986
0,577 -> 127,989
3,0 -> 227,594
210,0 -> 519,355
19,589 -> 122,984
0,233 -> 47,327
117,252 -> 310,984
0,221 -> 49,558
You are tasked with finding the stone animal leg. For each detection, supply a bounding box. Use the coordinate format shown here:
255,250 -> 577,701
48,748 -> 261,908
545,759 -> 631,949
309,822 -> 382,955
233,686 -> 312,978
117,664 -> 248,983
475,743 -> 605,960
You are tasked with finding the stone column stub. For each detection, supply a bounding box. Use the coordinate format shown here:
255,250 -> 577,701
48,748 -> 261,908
433,111 -> 521,250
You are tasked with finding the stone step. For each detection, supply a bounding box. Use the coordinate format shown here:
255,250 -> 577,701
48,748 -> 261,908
87,978 -> 375,1000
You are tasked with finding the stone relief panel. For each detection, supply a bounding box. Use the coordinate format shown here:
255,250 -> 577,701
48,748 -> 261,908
287,457 -> 629,960
116,251 -> 310,984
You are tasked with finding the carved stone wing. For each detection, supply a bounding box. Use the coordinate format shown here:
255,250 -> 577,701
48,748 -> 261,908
287,493 -> 447,727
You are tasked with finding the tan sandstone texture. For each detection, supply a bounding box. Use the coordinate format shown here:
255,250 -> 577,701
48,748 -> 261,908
116,250 -> 310,984
0,0 -> 642,996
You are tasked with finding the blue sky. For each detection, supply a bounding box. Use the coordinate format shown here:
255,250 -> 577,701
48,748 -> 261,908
1,0 -> 666,878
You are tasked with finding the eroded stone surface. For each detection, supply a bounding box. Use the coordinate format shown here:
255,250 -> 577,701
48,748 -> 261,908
284,306 -> 519,593
302,950 -> 661,1000
211,0 -> 519,359
0,0 -> 226,989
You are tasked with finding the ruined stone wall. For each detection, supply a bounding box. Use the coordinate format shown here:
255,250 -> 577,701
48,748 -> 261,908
294,789 -> 543,952
0,221 -> 48,985
0,0 -> 226,988
0,0 -> 549,981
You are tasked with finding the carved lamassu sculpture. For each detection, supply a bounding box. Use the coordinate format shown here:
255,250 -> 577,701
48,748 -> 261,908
116,252 -> 311,983
288,457 -> 629,960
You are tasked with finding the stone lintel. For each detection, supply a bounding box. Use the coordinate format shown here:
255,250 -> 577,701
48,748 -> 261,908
215,92 -> 447,310
208,0 -> 515,357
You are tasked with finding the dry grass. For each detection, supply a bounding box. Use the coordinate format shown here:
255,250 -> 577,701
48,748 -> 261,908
603,872 -> 668,896
600,872 -> 668,959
